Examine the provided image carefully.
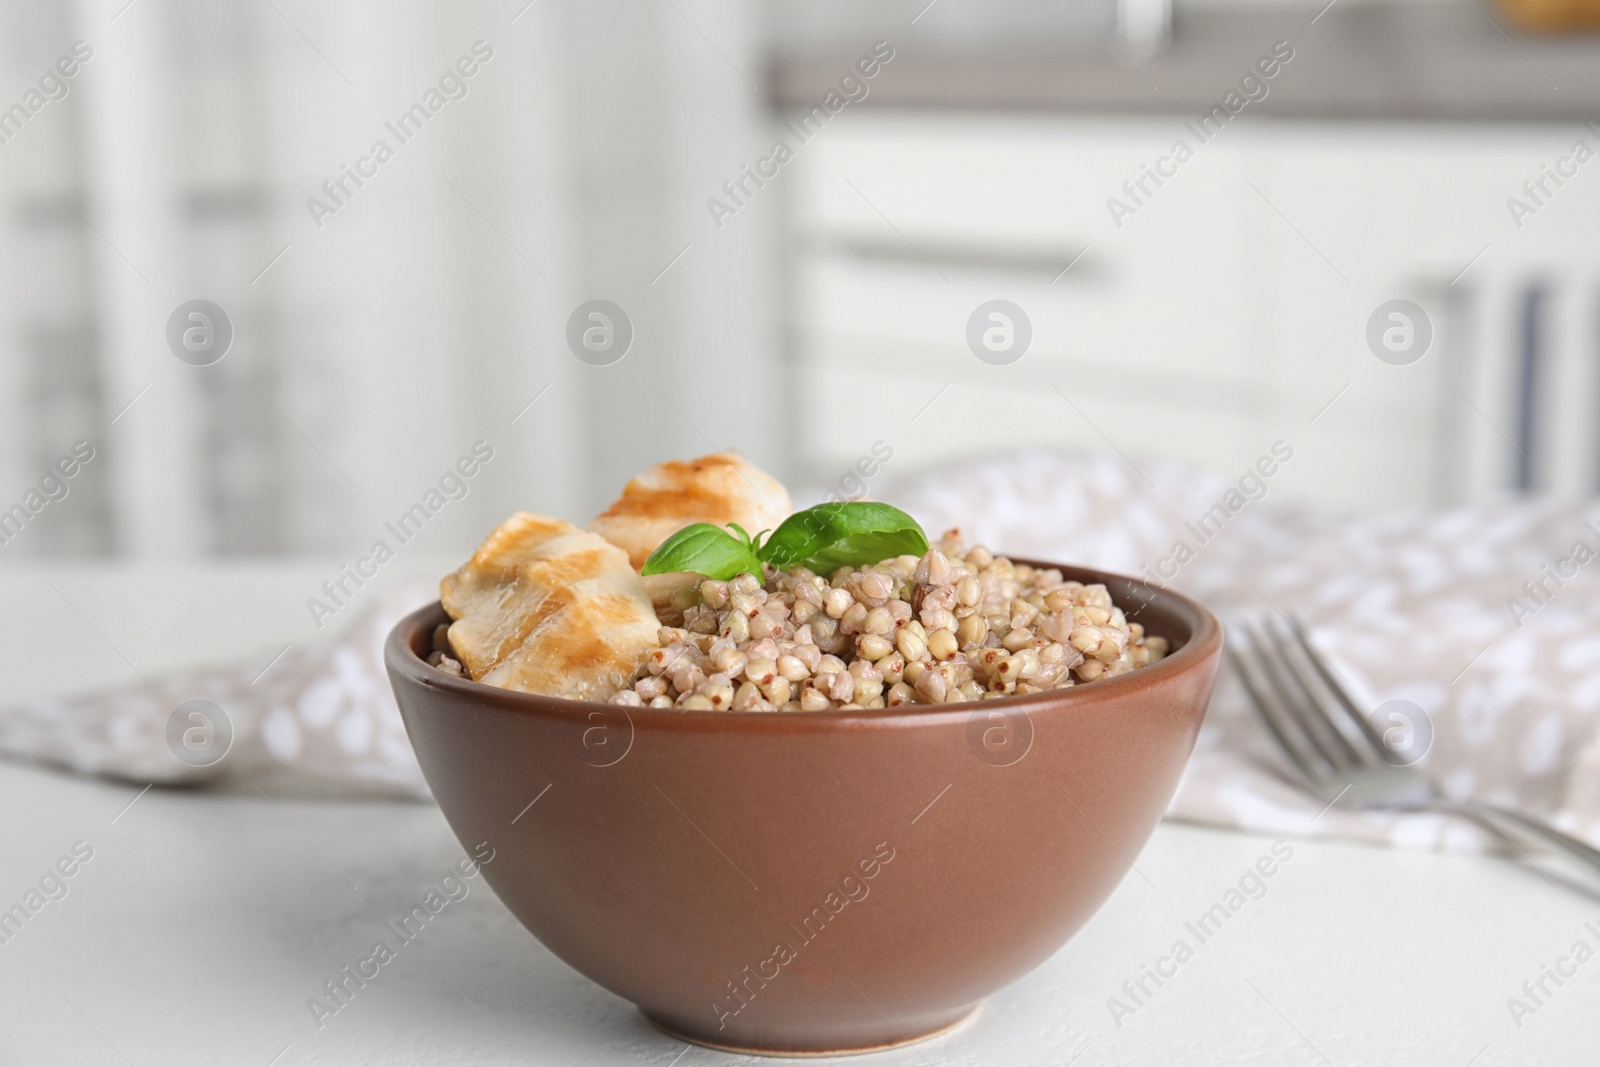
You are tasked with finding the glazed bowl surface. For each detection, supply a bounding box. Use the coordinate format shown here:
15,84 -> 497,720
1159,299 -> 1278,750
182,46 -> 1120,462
384,560 -> 1221,1056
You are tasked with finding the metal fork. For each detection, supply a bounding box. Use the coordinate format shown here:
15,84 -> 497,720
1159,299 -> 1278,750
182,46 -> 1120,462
1230,613 -> 1600,894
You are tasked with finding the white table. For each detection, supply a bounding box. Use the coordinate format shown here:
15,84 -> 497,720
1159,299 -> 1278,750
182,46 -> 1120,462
2,564 -> 1597,1065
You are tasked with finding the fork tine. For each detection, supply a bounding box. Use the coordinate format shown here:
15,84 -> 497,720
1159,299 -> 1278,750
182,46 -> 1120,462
1243,616 -> 1362,775
1228,620 -> 1337,784
1257,615 -> 1371,772
1281,615 -> 1394,759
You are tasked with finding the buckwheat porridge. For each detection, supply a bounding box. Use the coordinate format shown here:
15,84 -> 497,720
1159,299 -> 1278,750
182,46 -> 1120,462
612,531 -> 1165,711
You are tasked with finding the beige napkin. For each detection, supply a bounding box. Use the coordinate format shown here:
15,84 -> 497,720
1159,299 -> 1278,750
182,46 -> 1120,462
882,449 -> 1600,853
0,582 -> 432,798
3,450 -> 1596,852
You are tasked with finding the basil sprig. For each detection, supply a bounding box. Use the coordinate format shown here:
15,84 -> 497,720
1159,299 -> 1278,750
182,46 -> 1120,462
639,522 -> 764,581
759,501 -> 927,573
641,502 -> 928,581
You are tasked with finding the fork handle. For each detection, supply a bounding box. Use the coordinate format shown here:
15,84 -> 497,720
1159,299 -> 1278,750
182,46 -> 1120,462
1460,802 -> 1600,894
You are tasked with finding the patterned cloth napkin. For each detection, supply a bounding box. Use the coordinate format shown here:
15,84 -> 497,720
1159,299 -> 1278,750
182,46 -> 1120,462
881,450 -> 1600,853
3,450 -> 1597,852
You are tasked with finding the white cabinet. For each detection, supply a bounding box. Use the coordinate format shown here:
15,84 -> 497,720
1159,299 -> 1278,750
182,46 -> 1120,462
784,113 -> 1600,511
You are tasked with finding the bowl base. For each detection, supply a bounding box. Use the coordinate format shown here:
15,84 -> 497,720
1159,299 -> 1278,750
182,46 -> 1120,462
642,1001 -> 980,1058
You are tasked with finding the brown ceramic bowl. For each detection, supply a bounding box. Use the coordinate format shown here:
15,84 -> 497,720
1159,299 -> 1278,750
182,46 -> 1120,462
384,561 -> 1220,1057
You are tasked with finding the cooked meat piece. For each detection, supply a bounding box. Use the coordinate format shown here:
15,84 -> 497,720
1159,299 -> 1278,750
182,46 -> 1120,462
589,452 -> 792,571
440,512 -> 659,700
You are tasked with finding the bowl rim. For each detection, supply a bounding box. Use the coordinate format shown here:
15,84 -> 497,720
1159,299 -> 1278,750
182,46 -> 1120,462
384,558 -> 1222,733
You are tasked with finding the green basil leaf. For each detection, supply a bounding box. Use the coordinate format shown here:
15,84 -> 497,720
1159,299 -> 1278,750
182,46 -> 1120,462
758,502 -> 929,574
800,530 -> 931,576
640,523 -> 764,580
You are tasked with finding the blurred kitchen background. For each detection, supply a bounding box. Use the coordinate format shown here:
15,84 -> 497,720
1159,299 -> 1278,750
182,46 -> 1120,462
3,0 -> 1599,563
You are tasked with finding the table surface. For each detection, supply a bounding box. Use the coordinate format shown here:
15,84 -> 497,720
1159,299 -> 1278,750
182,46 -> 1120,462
2,563 -> 1598,1066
